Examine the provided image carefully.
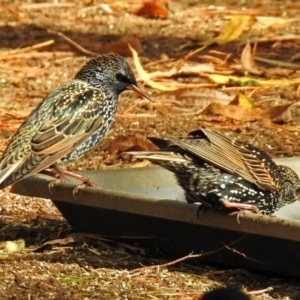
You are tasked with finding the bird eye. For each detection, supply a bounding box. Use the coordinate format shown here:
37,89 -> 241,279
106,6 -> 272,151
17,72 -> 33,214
116,73 -> 131,84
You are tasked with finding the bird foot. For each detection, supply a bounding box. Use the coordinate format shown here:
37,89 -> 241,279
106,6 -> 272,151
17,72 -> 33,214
48,178 -> 68,195
72,183 -> 88,200
222,200 -> 261,223
229,210 -> 246,224
57,169 -> 97,187
229,207 -> 263,224
196,204 -> 206,219
43,169 -> 98,198
72,180 -> 98,201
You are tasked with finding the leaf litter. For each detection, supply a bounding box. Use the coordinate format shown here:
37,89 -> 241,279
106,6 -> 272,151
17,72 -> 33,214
1,0 -> 300,299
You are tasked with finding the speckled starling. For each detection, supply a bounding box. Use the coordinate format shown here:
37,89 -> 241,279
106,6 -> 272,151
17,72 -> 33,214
201,287 -> 250,300
129,129 -> 300,214
0,53 -> 150,189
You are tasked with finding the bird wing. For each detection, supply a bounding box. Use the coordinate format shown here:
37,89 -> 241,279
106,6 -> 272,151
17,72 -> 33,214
203,129 -> 277,189
169,129 -> 277,190
0,84 -> 105,188
168,137 -> 257,184
234,142 -> 278,190
128,150 -> 188,164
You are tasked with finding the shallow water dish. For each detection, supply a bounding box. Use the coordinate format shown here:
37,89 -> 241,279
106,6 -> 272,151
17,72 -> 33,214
10,157 -> 300,277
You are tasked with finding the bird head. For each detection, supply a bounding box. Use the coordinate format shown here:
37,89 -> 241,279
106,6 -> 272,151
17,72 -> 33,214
75,53 -> 151,101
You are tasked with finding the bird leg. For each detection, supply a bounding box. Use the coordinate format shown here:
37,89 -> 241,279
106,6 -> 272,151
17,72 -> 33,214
41,169 -> 69,195
57,169 -> 97,187
222,201 -> 260,214
41,169 -> 97,198
223,201 -> 261,224
56,170 -> 98,200
196,204 -> 206,219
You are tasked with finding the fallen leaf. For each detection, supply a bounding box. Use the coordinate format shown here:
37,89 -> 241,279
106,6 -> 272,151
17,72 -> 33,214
201,103 -> 256,121
149,62 -> 215,78
33,234 -> 84,251
208,74 -> 300,86
241,42 -> 264,75
201,102 -> 295,122
129,45 -> 178,91
230,93 -> 254,108
135,1 -> 169,19
172,88 -> 234,107
272,102 -> 300,123
203,15 -> 255,46
255,16 -> 296,30
109,136 -> 158,154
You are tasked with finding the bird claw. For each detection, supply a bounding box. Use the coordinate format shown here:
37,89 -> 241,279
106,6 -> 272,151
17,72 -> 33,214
229,210 -> 244,224
72,179 -> 98,201
229,207 -> 262,224
72,183 -> 87,200
196,204 -> 206,219
48,178 -> 67,195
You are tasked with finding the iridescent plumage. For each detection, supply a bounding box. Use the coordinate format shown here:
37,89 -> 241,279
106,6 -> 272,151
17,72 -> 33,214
0,53 -> 149,189
129,129 -> 300,214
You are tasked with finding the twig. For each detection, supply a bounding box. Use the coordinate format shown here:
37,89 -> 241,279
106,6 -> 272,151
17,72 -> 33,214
247,287 -> 273,295
117,113 -> 157,118
130,252 -> 207,275
224,244 -> 266,264
130,236 -> 250,275
47,29 -> 99,57
130,243 -> 229,275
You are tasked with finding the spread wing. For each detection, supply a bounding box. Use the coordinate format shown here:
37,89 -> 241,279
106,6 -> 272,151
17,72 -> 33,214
131,129 -> 277,191
169,129 -> 276,190
0,80 -> 105,188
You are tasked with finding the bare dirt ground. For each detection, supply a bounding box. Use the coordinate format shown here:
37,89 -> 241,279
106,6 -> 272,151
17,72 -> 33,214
1,0 -> 300,299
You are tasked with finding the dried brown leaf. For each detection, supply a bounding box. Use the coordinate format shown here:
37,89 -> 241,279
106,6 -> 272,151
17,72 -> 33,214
201,102 -> 294,122
173,88 -> 234,107
241,43 -> 264,75
109,136 -> 158,154
271,102 -> 300,123
33,234 -> 84,251
149,62 -> 215,78
135,1 -> 169,19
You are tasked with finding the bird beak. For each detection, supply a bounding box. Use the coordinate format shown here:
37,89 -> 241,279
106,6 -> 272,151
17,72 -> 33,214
128,84 -> 152,101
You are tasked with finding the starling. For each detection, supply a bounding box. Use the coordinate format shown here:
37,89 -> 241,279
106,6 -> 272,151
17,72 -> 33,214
0,53 -> 150,189
128,129 -> 300,214
200,287 -> 250,300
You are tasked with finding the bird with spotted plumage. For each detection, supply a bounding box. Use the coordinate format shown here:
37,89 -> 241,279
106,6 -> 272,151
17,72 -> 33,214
128,129 -> 300,214
200,287 -> 250,300
0,53 -> 150,189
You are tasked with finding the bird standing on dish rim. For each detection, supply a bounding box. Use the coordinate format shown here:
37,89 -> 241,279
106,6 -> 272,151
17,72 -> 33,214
0,53 -> 150,189
128,129 -> 300,214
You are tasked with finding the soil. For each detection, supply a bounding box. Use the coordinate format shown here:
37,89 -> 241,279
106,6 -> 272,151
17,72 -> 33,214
1,0 -> 300,299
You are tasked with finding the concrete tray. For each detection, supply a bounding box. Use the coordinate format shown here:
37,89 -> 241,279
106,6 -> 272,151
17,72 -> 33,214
10,157 -> 300,277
